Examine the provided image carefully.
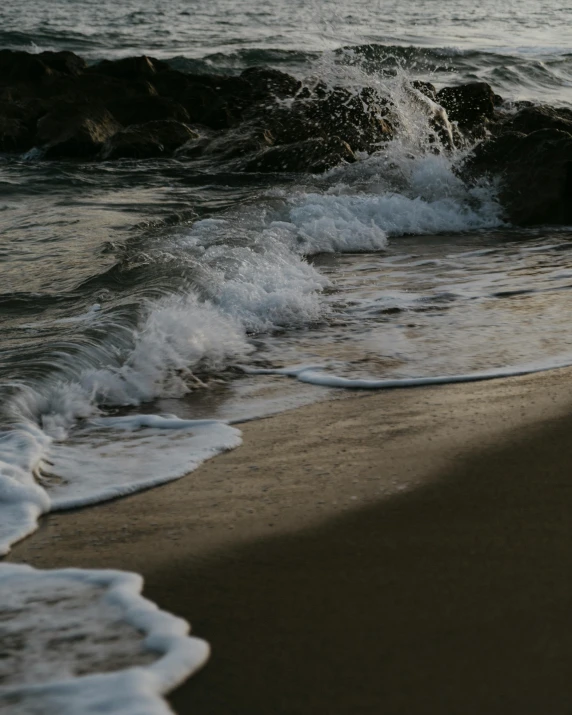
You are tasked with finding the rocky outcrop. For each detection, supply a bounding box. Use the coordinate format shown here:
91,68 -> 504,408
0,100 -> 41,151
411,80 -> 437,100
0,50 -> 54,83
2,48 -> 572,226
0,49 -> 477,168
240,66 -> 301,99
460,95 -> 572,225
0,49 -> 394,164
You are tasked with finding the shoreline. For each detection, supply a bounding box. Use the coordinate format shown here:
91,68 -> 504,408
8,367 -> 572,713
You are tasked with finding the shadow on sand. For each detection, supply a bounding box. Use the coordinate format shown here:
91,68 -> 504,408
151,409 -> 572,715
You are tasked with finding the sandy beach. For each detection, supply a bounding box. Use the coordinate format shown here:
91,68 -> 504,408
8,368 -> 572,714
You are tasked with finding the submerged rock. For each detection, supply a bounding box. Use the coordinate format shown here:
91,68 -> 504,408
102,120 -> 198,159
0,99 -> 44,152
36,105 -> 122,159
178,123 -> 275,161
241,136 -> 356,173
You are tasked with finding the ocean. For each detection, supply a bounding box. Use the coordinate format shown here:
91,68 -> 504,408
1,0 -> 572,711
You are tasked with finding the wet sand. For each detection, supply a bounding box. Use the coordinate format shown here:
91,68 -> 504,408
8,368 -> 572,714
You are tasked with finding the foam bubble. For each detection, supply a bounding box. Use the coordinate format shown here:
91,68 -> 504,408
0,563 -> 209,715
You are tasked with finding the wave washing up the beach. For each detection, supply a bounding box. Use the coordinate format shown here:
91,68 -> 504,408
2,0 -> 572,711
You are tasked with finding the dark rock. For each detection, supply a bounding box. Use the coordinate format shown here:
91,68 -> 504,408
153,72 -> 253,129
467,131 -> 528,170
0,50 -> 394,158
500,105 -> 572,136
0,50 -> 53,83
0,115 -> 29,152
468,129 -> 572,225
411,80 -> 437,100
11,72 -> 157,110
88,56 -> 169,81
159,68 -> 300,129
38,51 -> 86,76
178,83 -> 232,128
36,105 -> 122,159
0,48 -> 85,84
151,69 -> 194,99
188,124 -> 275,161
66,74 -> 157,104
436,82 -> 500,128
102,120 -> 198,159
209,76 -> 260,126
240,66 -> 301,99
241,136 -> 355,173
0,100 -> 45,152
266,86 -> 392,153
107,95 -> 190,126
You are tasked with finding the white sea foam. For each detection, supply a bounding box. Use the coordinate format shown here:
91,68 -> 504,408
0,563 -> 209,715
7,294 -> 251,438
0,416 -> 241,555
189,220 -> 328,331
0,237 -> 322,553
243,357 -> 572,389
49,415 -> 242,510
82,295 -> 251,407
0,424 -> 51,557
288,189 -> 501,247
287,198 -> 389,253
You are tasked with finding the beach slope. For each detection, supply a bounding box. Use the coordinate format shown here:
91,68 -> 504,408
9,368 -> 572,714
